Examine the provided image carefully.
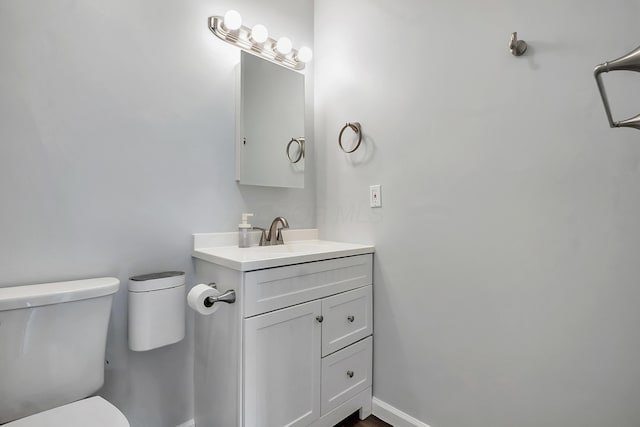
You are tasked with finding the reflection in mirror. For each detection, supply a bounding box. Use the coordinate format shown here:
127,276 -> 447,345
237,52 -> 305,188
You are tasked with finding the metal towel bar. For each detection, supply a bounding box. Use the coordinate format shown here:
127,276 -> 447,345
594,45 -> 640,130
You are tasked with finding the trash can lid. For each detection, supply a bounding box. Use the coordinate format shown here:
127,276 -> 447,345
128,271 -> 185,292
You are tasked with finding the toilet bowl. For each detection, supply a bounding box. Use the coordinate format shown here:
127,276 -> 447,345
0,277 -> 130,426
4,397 -> 129,427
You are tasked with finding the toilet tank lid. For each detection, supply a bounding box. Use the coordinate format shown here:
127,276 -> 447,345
0,277 -> 120,311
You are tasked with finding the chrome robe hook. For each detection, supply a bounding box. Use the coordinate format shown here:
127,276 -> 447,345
509,32 -> 527,56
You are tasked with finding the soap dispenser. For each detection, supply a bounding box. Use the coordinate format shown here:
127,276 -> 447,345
238,213 -> 253,248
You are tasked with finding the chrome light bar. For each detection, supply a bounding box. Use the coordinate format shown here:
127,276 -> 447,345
208,15 -> 309,71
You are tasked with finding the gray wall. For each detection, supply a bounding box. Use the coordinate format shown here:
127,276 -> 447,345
0,0 -> 313,426
315,1 -> 640,426
5,0 -> 640,426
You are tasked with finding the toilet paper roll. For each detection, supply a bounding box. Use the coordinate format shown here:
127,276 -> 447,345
187,284 -> 222,315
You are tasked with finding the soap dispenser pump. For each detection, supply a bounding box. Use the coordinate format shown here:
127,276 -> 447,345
238,213 -> 254,248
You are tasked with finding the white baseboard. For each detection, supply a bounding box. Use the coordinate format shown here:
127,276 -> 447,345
372,397 -> 431,427
182,399 -> 425,427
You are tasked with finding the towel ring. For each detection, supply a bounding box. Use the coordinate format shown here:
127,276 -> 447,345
286,137 -> 305,163
338,122 -> 362,153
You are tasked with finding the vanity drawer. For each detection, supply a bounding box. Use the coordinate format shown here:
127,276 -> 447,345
243,254 -> 372,317
321,286 -> 372,356
321,337 -> 372,416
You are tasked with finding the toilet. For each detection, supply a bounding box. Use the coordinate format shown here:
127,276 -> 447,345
0,277 -> 129,426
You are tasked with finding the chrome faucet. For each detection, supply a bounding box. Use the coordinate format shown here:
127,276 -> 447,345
260,216 -> 289,246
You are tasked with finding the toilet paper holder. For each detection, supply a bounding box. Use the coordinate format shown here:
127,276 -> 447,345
204,283 -> 236,308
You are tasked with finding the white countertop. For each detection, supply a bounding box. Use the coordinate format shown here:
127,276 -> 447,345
192,229 -> 374,271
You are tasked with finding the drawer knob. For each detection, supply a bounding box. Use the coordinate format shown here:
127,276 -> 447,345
347,315 -> 355,322
316,315 -> 324,323
347,370 -> 354,378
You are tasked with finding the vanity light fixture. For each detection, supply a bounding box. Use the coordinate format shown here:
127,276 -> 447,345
208,11 -> 311,71
250,24 -> 269,44
275,37 -> 293,55
296,46 -> 313,63
223,10 -> 242,31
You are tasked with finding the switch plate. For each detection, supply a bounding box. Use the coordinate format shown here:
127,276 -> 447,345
370,185 -> 381,208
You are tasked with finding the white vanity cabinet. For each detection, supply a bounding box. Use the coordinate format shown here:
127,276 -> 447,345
193,245 -> 374,427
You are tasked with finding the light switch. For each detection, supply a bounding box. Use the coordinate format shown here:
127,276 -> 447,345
370,185 -> 381,208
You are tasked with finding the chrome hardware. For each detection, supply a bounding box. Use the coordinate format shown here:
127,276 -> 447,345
347,370 -> 354,378
509,32 -> 527,56
204,288 -> 236,308
316,315 -> 324,323
208,16 -> 306,71
347,315 -> 355,322
338,122 -> 362,153
260,217 -> 290,246
286,137 -> 305,163
594,45 -> 640,130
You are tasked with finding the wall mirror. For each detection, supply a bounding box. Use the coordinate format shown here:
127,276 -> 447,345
236,51 -> 305,188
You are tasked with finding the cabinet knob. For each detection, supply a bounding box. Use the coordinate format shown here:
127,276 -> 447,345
347,370 -> 354,378
347,315 -> 355,322
315,315 -> 324,323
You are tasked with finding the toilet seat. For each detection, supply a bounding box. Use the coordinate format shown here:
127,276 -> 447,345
4,396 -> 129,427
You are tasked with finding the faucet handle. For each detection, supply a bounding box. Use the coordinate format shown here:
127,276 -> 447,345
252,226 -> 267,246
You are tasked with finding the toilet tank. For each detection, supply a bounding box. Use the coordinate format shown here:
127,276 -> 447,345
0,277 -> 120,424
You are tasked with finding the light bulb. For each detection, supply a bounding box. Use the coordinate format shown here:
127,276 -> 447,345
276,37 -> 292,55
296,46 -> 313,63
250,24 -> 269,44
223,10 -> 242,31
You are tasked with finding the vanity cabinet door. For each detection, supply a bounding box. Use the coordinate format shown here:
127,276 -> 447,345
244,300 -> 322,427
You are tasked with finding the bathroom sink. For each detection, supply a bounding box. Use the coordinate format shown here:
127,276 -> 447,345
192,230 -> 374,271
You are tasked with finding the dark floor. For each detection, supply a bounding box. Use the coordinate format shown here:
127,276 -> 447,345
334,412 -> 392,427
